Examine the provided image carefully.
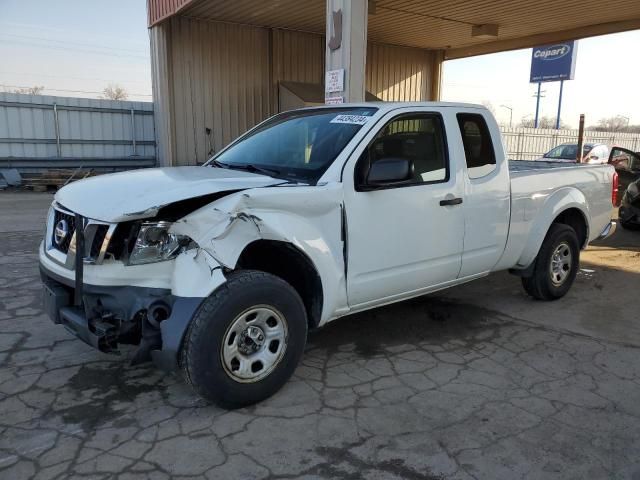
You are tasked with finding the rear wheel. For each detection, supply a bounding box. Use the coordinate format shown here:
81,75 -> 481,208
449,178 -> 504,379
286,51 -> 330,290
181,270 -> 307,408
521,224 -> 580,301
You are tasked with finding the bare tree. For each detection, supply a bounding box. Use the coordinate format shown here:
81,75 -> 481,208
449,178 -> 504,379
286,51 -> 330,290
11,85 -> 45,95
102,84 -> 128,101
518,115 -> 568,129
592,116 -> 630,132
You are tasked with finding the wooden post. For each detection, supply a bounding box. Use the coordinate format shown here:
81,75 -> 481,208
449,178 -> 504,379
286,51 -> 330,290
576,114 -> 585,163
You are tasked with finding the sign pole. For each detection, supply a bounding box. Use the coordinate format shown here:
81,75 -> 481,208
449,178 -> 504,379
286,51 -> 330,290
555,80 -> 564,129
534,82 -> 541,128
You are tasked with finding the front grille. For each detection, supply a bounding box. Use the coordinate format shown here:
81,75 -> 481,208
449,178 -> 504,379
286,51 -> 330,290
90,225 -> 109,258
52,209 -> 76,254
47,205 -> 116,266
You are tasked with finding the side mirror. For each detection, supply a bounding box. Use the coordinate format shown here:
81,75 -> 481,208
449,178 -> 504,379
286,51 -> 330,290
366,158 -> 413,187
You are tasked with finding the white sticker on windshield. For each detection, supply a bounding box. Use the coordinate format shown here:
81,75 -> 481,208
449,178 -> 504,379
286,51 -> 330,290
330,114 -> 369,125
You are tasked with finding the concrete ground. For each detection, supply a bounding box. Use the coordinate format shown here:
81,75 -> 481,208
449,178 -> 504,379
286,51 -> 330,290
1,191 -> 640,480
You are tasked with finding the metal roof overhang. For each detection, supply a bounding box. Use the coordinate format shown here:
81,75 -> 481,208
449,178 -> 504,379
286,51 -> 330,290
148,0 -> 640,59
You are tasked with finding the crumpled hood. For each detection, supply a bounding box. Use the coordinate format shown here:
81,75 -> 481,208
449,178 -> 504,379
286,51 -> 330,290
55,166 -> 281,222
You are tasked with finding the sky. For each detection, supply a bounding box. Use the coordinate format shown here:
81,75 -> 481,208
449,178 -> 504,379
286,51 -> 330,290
0,0 -> 638,128
443,30 -> 640,129
0,0 -> 151,101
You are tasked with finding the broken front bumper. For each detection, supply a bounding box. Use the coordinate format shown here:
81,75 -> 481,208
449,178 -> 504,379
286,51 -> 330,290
40,263 -> 204,371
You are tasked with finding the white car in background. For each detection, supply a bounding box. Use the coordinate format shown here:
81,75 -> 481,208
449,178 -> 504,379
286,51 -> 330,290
539,143 -> 610,164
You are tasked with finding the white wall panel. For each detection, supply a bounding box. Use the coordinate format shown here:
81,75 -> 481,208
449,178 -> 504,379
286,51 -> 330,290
0,92 -> 155,171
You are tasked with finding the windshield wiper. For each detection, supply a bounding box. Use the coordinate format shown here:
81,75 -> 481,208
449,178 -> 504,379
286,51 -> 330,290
209,161 -> 299,183
208,159 -> 229,168
224,163 -> 283,177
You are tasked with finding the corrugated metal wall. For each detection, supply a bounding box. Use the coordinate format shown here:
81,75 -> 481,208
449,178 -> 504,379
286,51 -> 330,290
168,17 -> 271,166
0,92 -> 155,171
271,29 -> 325,113
157,17 -> 436,166
367,43 -> 434,101
271,33 -> 433,103
272,30 -> 325,85
150,22 -> 175,167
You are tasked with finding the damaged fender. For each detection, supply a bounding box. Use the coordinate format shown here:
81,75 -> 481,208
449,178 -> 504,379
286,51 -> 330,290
170,184 -> 348,325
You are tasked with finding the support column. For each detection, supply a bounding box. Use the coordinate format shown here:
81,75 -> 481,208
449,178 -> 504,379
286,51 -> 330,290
429,49 -> 445,101
149,22 -> 175,167
324,0 -> 368,103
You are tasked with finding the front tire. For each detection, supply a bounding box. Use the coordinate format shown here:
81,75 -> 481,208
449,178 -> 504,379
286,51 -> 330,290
521,224 -> 580,301
181,270 -> 307,408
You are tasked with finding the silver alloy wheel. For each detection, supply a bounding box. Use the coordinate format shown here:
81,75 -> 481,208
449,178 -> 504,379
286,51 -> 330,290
221,305 -> 288,383
549,242 -> 572,286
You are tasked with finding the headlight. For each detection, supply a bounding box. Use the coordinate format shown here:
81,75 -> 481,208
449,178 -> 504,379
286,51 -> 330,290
128,221 -> 191,265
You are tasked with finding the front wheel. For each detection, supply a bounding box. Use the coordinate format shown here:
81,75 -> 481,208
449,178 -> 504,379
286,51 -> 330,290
181,270 -> 307,408
521,224 -> 580,301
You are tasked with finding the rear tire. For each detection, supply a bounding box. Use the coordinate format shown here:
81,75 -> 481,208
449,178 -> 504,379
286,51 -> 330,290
181,270 -> 307,408
521,224 -> 580,301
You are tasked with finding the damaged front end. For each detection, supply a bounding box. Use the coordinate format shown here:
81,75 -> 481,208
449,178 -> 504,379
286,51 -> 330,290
41,265 -> 205,368
40,179 -> 346,371
39,200 -> 224,370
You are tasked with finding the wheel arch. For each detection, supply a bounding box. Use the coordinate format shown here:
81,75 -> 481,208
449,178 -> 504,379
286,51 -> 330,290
552,207 -> 589,248
236,240 -> 324,329
516,188 -> 590,269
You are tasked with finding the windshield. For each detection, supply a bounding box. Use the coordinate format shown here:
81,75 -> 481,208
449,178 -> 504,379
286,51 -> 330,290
543,144 -> 592,160
205,107 -> 378,184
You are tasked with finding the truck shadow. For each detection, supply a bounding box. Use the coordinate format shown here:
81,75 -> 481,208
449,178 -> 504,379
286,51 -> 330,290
308,218 -> 640,355
308,296 -> 512,359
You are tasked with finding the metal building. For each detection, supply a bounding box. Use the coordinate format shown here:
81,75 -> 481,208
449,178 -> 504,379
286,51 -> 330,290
147,0 -> 640,167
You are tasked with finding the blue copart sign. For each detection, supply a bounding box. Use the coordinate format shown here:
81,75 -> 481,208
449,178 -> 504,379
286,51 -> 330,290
530,41 -> 577,83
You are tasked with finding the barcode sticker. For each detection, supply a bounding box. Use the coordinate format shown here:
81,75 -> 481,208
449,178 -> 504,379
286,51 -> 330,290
330,114 -> 369,125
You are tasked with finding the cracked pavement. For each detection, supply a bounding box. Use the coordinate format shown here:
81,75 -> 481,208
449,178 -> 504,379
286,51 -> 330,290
1,192 -> 640,479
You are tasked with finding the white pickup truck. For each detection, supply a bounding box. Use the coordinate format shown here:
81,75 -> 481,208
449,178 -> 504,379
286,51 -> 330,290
40,102 -> 617,407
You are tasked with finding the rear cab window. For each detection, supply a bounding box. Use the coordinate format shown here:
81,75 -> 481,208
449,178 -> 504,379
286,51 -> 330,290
456,113 -> 496,179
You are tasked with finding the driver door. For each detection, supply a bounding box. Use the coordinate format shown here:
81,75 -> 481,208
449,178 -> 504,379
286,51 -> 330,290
343,110 -> 465,308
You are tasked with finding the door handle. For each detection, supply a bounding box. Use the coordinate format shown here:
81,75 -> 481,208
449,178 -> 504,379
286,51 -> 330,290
439,197 -> 463,206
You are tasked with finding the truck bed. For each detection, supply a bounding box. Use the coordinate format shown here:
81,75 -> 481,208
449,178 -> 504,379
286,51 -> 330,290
495,158 -> 614,273
508,160 -> 594,173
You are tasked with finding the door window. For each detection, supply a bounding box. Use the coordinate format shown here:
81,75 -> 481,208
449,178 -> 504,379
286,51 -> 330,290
456,114 -> 496,179
610,148 -> 640,171
356,114 -> 448,188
